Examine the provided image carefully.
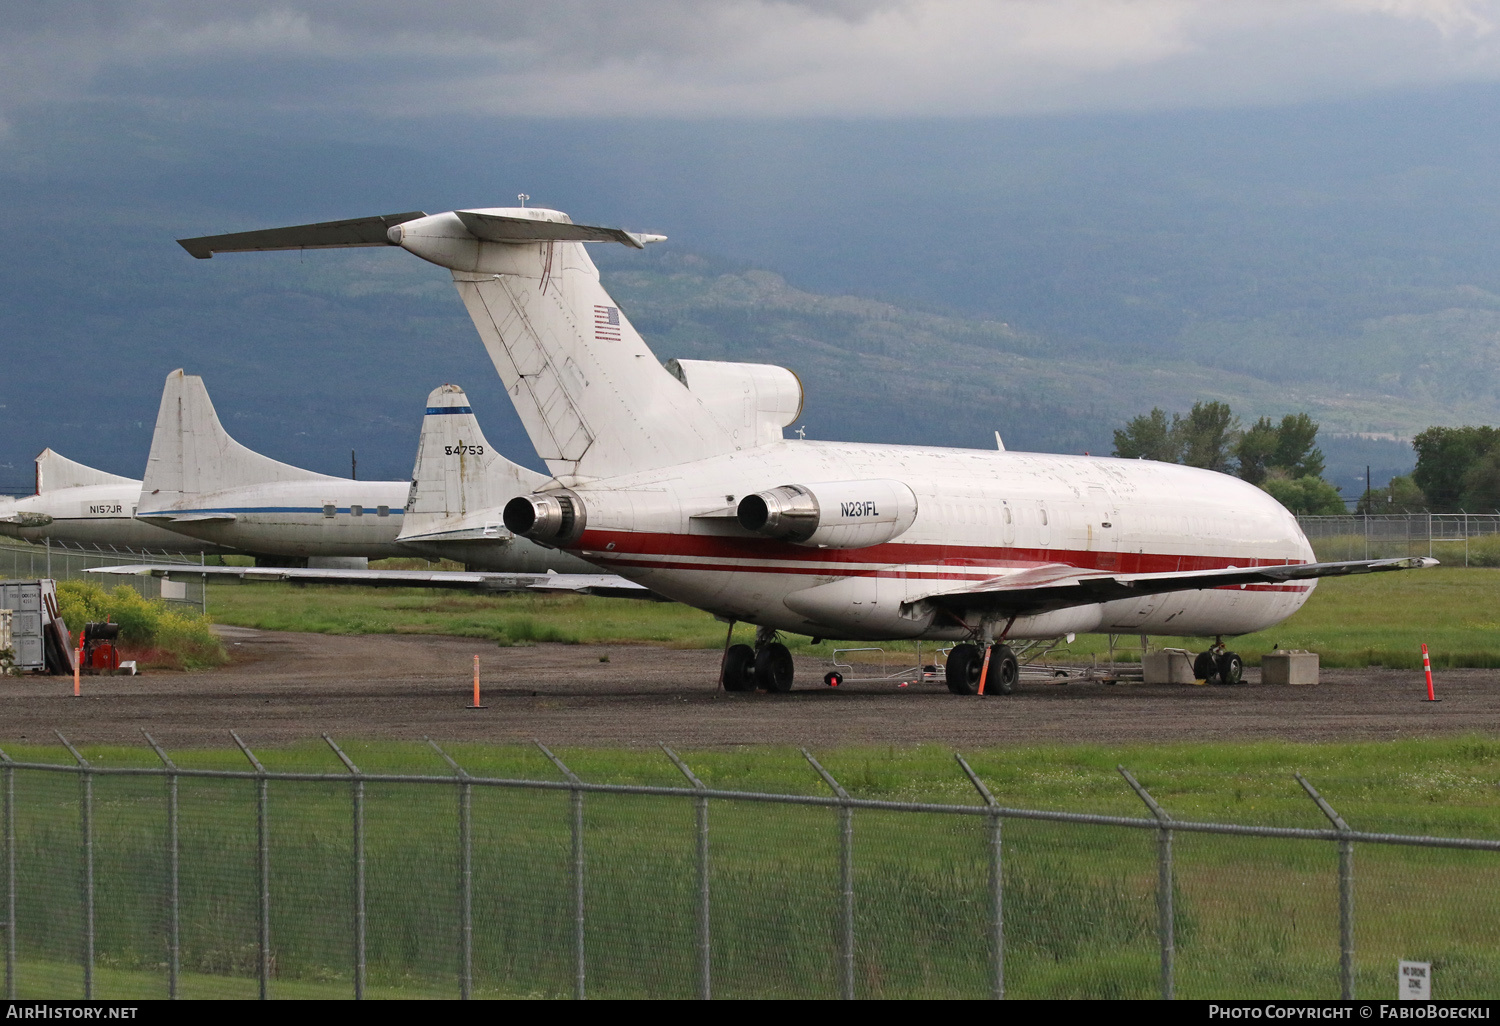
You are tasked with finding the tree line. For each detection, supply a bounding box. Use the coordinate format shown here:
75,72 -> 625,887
1363,426 -> 1500,514
1114,407 -> 1500,515
1112,402 -> 1344,514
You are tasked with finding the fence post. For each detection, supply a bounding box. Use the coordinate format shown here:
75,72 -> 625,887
537,742 -> 586,1000
231,732 -> 271,1000
1119,766 -> 1174,1000
662,744 -> 711,1000
426,740 -> 473,1000
1,747 -> 14,1000
143,732 -> 180,1000
802,749 -> 854,1000
1297,773 -> 1355,1000
956,754 -> 1003,1000
324,737 -> 366,1001
56,733 -> 92,1000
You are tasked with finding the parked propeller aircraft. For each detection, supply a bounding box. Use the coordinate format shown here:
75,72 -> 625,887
137,369 -> 602,573
138,369 -> 408,565
0,449 -> 234,555
179,205 -> 1435,693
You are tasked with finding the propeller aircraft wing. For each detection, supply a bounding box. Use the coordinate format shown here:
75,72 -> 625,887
85,563 -> 656,599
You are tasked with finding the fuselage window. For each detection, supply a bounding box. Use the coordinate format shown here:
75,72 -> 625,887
351,505 -> 364,517
1003,508 -> 1012,525
322,503 -> 336,518
377,505 -> 390,517
1040,508 -> 1049,526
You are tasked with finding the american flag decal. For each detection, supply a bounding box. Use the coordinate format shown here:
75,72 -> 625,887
594,305 -> 621,341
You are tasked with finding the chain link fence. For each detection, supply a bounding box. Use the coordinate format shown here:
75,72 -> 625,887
1298,513 -> 1500,565
0,541 -> 206,612
2,736 -> 1498,1000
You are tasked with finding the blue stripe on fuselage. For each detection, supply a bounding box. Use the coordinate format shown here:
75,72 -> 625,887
425,407 -> 472,415
156,507 -> 405,515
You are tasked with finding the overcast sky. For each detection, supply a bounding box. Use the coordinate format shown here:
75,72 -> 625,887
7,0 -> 1500,131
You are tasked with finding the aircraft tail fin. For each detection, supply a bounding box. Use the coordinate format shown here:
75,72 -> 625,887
141,369 -> 338,508
398,384 -> 549,542
35,450 -> 137,493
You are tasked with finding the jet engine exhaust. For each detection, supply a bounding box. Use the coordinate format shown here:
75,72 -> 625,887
737,485 -> 820,542
503,492 -> 586,546
738,480 -> 919,549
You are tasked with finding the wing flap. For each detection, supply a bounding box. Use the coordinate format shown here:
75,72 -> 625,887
178,212 -> 428,259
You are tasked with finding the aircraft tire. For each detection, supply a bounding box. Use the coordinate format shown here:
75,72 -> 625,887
1193,651 -> 1220,684
723,644 -> 757,692
756,642 -> 795,693
1217,652 -> 1244,686
989,645 -> 1019,695
946,643 -> 983,695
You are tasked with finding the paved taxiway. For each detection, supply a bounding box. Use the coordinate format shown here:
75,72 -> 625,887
0,626 -> 1493,748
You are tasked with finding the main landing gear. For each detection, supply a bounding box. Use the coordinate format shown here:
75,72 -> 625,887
1192,637 -> 1245,685
946,642 -> 1019,696
723,626 -> 794,693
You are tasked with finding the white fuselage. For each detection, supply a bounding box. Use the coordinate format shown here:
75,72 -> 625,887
0,484 -> 235,554
560,441 -> 1317,641
137,480 -> 413,558
136,480 -> 595,570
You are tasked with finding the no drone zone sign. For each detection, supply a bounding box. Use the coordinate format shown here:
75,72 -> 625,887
1400,960 -> 1432,1000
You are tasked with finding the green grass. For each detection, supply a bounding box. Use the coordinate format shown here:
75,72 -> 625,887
204,566 -> 1500,668
54,580 -> 227,670
4,737 -> 1500,1000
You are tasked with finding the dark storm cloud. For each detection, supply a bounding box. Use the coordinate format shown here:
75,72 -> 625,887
4,2 -> 1500,124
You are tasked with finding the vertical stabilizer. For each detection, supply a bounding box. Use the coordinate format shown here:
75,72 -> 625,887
35,450 -> 137,493
140,369 -> 338,508
390,207 -> 744,481
450,238 -> 738,480
398,384 -> 549,541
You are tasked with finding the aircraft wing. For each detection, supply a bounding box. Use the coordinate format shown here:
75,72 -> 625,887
178,212 -> 429,259
0,511 -> 52,527
136,512 -> 238,523
84,564 -> 655,599
907,556 -> 1438,619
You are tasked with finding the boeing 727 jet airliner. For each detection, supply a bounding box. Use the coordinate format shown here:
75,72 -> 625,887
179,205 -> 1434,694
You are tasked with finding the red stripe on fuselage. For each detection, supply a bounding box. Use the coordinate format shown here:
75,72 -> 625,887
573,529 -> 1302,576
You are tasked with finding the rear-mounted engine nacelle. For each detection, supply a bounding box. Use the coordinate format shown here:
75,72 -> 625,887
502,490 -> 587,547
737,480 -> 918,549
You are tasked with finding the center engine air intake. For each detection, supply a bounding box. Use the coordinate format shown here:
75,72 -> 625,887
502,491 -> 587,546
737,480 -> 918,549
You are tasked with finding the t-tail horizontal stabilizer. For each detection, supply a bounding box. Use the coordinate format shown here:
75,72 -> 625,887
178,212 -> 428,258
179,210 -> 665,258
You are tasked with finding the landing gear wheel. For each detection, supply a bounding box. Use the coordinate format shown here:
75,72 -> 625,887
1193,650 -> 1220,684
824,671 -> 843,688
946,643 -> 984,695
987,645 -> 1019,695
1217,652 -> 1244,686
723,644 -> 757,692
755,642 -> 794,693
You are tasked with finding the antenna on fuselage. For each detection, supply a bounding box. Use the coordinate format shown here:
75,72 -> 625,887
518,193 -> 529,207
995,431 -> 1005,452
